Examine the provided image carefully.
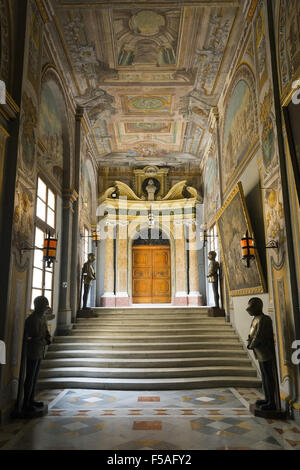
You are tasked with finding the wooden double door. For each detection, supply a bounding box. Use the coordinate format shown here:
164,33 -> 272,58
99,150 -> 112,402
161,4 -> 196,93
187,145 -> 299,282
132,245 -> 171,303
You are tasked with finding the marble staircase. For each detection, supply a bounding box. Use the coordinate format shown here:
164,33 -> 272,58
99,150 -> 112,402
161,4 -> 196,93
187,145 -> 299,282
38,307 -> 261,390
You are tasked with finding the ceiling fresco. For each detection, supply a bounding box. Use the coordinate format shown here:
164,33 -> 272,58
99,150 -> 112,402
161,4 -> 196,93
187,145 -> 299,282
51,0 -> 243,166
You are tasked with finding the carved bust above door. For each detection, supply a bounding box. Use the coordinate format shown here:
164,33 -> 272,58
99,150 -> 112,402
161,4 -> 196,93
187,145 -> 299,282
134,166 -> 169,200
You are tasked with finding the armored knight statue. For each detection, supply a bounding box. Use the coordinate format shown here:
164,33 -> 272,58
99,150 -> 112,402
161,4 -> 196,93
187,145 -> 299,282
246,297 -> 278,411
23,296 -> 52,412
206,251 -> 220,308
82,253 -> 96,309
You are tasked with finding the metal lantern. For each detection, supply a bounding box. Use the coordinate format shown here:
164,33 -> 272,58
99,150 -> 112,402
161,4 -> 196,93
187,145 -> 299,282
92,229 -> 100,246
43,231 -> 58,268
240,230 -> 255,268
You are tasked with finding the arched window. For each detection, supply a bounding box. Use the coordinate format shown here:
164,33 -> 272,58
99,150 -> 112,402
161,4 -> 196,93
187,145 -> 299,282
30,177 -> 56,308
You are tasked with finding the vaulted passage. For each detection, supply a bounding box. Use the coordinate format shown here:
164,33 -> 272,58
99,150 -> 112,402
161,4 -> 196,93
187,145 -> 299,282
1,0 -> 300,446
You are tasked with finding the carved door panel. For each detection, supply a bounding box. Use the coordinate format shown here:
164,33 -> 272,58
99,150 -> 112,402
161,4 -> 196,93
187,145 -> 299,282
132,247 -> 153,303
132,246 -> 171,303
152,248 -> 171,303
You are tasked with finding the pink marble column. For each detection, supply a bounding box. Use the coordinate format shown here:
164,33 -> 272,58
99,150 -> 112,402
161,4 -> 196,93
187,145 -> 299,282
187,222 -> 203,306
116,222 -> 130,307
173,221 -> 188,306
101,222 -> 115,307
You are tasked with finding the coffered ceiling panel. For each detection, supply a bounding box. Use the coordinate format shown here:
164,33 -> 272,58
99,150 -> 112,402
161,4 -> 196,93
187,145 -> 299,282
51,0 -> 244,166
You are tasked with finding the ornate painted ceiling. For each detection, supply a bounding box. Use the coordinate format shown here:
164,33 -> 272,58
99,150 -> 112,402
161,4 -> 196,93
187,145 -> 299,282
50,0 -> 244,166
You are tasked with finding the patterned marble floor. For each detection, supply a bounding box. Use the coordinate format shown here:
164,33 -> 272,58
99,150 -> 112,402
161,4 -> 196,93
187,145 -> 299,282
1,387 -> 300,450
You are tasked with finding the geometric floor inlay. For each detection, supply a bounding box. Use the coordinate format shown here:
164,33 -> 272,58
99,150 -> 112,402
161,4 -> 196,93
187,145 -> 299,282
1,387 -> 300,450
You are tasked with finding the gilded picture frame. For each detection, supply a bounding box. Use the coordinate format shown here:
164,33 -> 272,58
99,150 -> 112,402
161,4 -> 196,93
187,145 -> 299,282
216,182 -> 266,296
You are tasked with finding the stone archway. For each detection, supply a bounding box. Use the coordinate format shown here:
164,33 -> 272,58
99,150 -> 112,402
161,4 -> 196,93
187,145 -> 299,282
132,228 -> 171,304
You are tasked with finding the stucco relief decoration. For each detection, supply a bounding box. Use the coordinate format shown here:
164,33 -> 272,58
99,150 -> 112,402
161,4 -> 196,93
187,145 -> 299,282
194,7 -> 236,96
264,181 -> 285,265
114,9 -> 180,67
62,11 -> 116,155
259,85 -> 275,171
278,0 -> 300,92
0,0 -> 10,86
20,92 -> 38,174
38,82 -> 64,183
13,184 -> 34,250
221,66 -> 258,192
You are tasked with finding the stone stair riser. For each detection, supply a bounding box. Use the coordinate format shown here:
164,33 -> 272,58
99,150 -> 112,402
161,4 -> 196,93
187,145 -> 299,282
39,367 -> 257,379
38,376 -> 261,390
46,349 -> 246,358
41,358 -> 251,368
39,307 -> 260,391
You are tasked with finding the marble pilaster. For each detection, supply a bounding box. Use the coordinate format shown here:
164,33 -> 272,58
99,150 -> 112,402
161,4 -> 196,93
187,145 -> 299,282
101,221 -> 115,307
57,189 -> 77,334
187,222 -> 203,306
173,221 -> 188,305
116,222 -> 130,307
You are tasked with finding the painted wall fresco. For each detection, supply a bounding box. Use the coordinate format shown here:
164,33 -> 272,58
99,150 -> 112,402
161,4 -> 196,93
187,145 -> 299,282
203,141 -> 220,226
221,67 -> 258,191
38,81 -> 64,182
27,0 -> 43,94
255,8 -> 268,92
20,91 -> 38,174
259,85 -> 276,170
278,0 -> 300,94
0,0 -> 10,88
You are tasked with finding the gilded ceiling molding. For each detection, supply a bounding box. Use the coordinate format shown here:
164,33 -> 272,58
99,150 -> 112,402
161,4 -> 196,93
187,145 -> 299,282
0,91 -> 19,121
246,0 -> 259,22
35,0 -> 50,24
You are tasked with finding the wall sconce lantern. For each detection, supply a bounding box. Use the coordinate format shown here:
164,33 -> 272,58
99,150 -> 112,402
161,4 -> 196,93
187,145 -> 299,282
240,230 -> 255,268
43,231 -> 58,268
80,229 -> 101,247
240,229 -> 279,268
92,229 -> 100,247
200,229 -> 218,248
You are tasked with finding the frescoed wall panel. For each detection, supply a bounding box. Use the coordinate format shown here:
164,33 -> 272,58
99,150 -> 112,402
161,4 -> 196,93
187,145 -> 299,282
221,65 -> 258,193
38,81 -> 64,184
203,142 -> 220,227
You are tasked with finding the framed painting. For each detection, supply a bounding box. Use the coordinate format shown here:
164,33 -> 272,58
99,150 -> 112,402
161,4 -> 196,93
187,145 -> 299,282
283,101 -> 300,205
216,182 -> 266,296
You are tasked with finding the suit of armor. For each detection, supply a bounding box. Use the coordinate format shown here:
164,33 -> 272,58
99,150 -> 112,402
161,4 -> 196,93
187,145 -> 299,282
82,253 -> 96,309
247,298 -> 277,410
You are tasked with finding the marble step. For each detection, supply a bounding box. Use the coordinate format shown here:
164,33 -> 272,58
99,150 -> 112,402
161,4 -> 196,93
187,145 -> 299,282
83,314 -> 211,321
75,320 -> 229,327
54,334 -> 240,343
41,357 -> 252,369
37,375 -> 261,390
39,365 -> 257,379
72,324 -> 232,331
69,328 -> 236,337
46,347 -> 246,358
91,307 -> 210,314
50,340 -> 243,351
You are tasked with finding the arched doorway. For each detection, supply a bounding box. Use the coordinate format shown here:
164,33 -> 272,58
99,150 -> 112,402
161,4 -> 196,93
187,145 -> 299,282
132,228 -> 171,304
